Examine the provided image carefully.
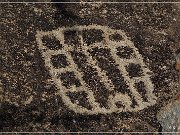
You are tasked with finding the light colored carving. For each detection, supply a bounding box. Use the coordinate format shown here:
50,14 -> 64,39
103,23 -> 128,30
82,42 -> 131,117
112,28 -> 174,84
36,25 -> 157,114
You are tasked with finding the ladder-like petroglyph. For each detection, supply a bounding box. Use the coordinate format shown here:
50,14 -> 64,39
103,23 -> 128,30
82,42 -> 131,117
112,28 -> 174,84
36,25 -> 157,114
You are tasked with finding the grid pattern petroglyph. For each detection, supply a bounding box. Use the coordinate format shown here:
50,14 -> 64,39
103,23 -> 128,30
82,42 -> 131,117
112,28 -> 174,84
36,25 -> 157,114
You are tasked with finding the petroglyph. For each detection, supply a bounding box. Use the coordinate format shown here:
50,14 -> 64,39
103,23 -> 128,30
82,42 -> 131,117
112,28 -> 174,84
36,25 -> 157,114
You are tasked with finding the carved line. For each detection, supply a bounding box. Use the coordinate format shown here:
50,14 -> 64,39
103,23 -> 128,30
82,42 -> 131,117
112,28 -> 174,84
36,25 -> 157,114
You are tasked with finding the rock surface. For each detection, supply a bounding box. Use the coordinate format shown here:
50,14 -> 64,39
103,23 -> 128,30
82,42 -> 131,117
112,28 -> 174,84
157,98 -> 180,133
0,0 -> 180,133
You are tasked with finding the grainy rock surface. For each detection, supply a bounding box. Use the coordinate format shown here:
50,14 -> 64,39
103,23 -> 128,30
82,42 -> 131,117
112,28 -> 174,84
157,98 -> 180,133
0,0 -> 180,133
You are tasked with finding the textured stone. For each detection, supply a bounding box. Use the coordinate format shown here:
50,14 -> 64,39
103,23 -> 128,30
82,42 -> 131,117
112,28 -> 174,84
157,98 -> 180,133
1,1 -> 180,132
176,53 -> 180,70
